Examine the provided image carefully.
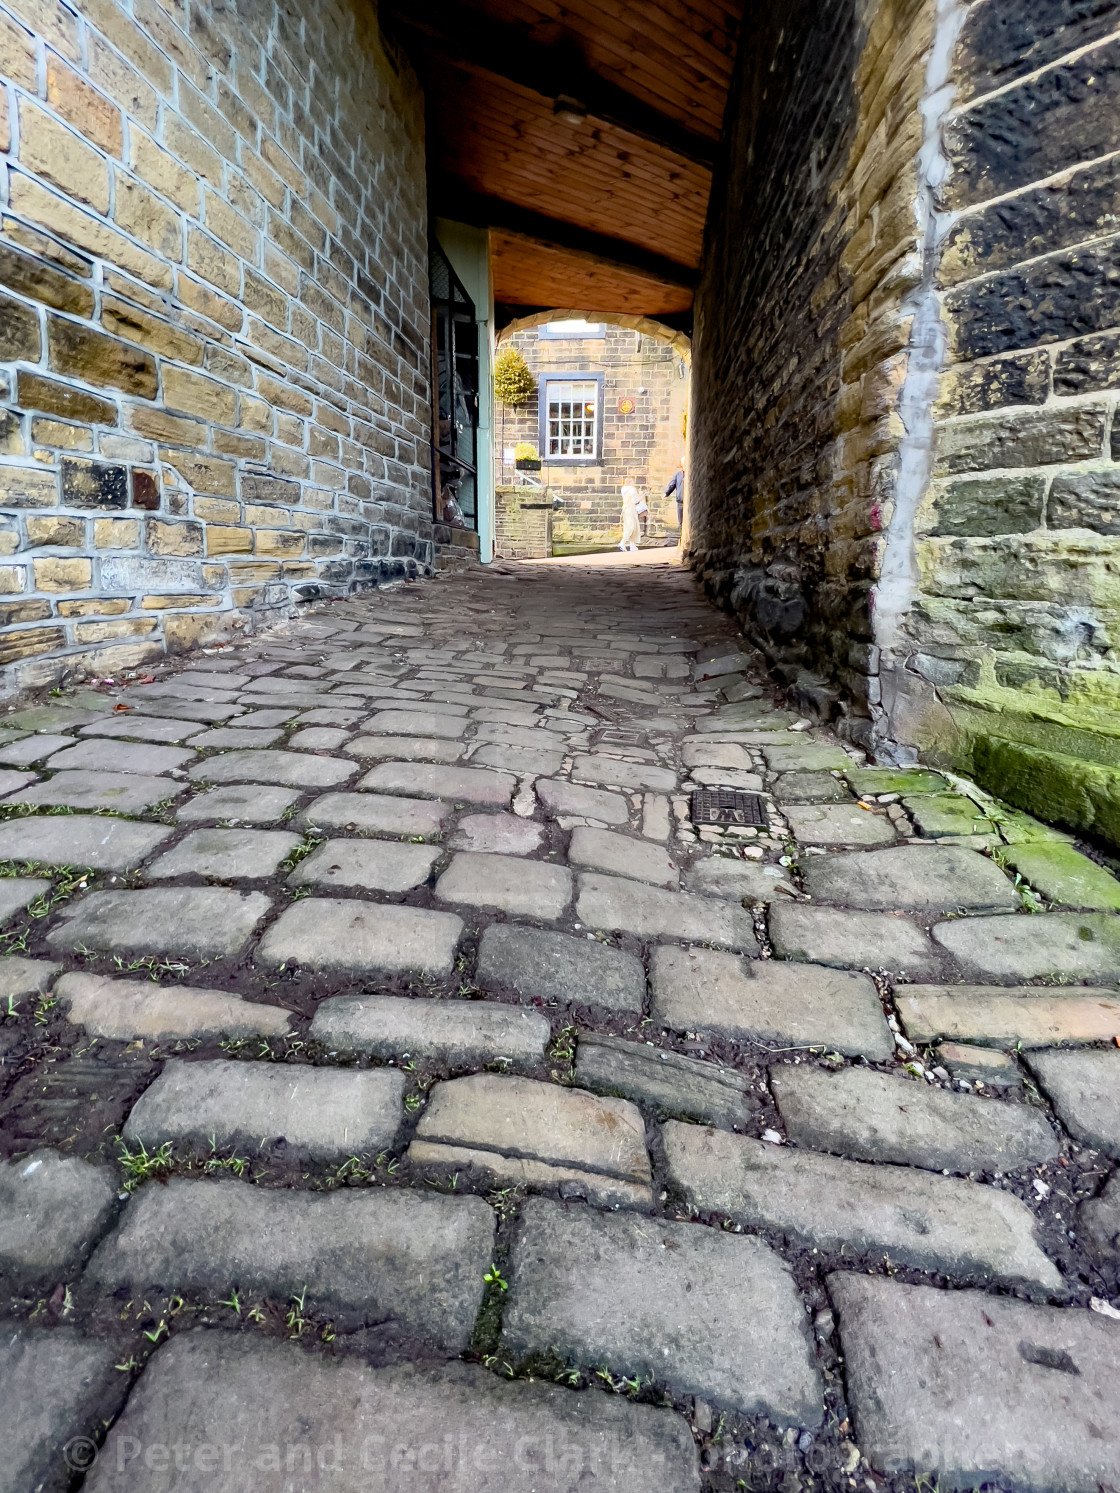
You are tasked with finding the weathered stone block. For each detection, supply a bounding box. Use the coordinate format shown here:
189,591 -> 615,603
503,1199 -> 822,1423
925,474 -> 1045,536
0,1149 -> 117,1286
60,455 -> 128,509
933,407 -> 1107,475
1049,469 -> 1120,534
84,1335 -> 699,1492
832,1274 -> 1120,1489
0,292 -> 42,363
88,1181 -> 494,1349
47,315 -> 157,397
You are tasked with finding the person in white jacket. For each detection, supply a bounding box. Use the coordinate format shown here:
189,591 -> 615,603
618,483 -> 641,552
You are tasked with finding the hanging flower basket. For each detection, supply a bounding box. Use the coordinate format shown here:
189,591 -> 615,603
514,441 -> 541,471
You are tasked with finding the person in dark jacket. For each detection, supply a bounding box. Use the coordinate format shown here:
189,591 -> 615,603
665,463 -> 685,529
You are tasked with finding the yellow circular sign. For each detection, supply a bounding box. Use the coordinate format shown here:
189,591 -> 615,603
618,396 -> 635,415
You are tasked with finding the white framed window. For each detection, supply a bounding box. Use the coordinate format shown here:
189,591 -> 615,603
539,319 -> 605,340
544,378 -> 600,460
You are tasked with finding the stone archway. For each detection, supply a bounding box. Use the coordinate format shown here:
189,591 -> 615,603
494,313 -> 690,557
498,310 -> 691,363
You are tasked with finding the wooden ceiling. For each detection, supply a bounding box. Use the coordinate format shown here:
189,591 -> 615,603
381,0 -> 742,321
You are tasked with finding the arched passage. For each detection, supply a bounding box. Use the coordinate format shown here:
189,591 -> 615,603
493,313 -> 691,557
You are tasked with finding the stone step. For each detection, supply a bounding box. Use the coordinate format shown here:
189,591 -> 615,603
932,913 -> 1120,980
574,1032 -> 755,1128
310,993 -> 551,1065
1,1329 -> 126,1493
571,754 -> 677,793
896,983 -> 1120,1048
409,1073 -> 653,1207
650,945 -> 894,1059
435,851 -> 573,919
769,903 -> 940,977
830,1274 -> 1120,1490
577,872 -> 759,950
662,1120 -> 1061,1290
502,1197 -> 822,1423
0,815 -> 173,870
123,1059 -> 404,1159
476,924 -> 646,1012
47,887 -> 272,960
87,1179 -> 493,1348
86,1333 -> 700,1492
770,1064 -> 1058,1173
57,971 -> 291,1041
1026,1049 -> 1120,1155
0,1149 -> 117,1288
359,761 -> 515,805
189,749 -> 356,788
256,897 -> 462,977
801,844 -> 1018,912
774,771 -> 851,804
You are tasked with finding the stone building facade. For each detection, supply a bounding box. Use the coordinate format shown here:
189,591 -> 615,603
0,0 -> 432,697
496,318 -> 687,548
689,0 -> 1120,843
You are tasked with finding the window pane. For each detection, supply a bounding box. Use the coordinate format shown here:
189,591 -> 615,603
545,381 -> 597,458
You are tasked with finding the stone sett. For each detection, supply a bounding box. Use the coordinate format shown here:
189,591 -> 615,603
832,1274 -> 1120,1490
310,994 -> 551,1066
503,1198 -> 823,1423
87,1180 -> 494,1350
770,1064 -> 1058,1173
83,1335 -> 699,1493
124,1059 -> 405,1160
476,924 -> 647,1012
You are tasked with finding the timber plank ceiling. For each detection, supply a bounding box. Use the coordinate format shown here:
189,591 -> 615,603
381,0 -> 742,320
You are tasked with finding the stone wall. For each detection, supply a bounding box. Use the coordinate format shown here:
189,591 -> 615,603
689,0 -> 933,731
497,321 -> 687,546
689,0 -> 1120,843
888,0 -> 1120,842
493,485 -> 551,560
0,0 -> 431,697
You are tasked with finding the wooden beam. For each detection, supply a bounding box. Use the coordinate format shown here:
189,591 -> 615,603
432,177 -> 699,292
383,0 -> 718,171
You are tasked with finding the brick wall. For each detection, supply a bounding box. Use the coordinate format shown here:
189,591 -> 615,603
0,0 -> 431,696
497,320 -> 687,546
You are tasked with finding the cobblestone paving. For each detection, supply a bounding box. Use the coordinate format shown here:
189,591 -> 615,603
1,557 -> 1119,1492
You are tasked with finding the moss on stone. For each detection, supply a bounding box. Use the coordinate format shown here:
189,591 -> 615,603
970,735 -> 1120,848
1003,843 -> 1120,912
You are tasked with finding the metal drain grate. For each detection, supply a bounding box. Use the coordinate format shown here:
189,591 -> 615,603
690,789 -> 768,828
